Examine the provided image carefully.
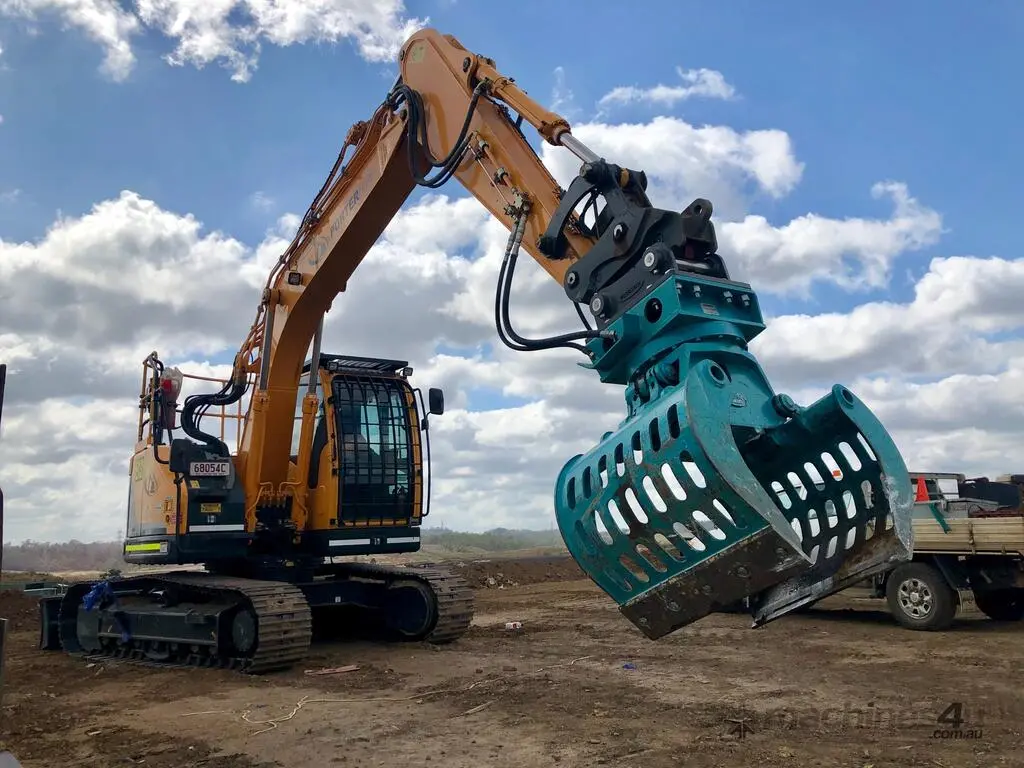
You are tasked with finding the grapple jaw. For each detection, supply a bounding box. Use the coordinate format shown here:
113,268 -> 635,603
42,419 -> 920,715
555,330 -> 914,638
542,161 -> 913,639
744,400 -> 916,626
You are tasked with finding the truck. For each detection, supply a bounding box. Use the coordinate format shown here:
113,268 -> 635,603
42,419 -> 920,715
870,472 -> 1024,630
720,470 -> 1024,631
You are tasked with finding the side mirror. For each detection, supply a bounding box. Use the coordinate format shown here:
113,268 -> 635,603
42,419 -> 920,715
427,388 -> 444,416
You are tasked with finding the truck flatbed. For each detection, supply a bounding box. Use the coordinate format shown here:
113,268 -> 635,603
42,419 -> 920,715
912,515 -> 1024,557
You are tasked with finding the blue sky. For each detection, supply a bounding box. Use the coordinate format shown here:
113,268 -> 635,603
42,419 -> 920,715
2,1 -> 1024,541
2,1 -> 1020,278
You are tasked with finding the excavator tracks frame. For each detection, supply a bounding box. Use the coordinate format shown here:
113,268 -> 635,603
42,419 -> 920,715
54,573 -> 313,674
42,563 -> 475,674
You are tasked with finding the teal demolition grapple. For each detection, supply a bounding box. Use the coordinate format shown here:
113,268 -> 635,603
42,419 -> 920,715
539,158 -> 914,638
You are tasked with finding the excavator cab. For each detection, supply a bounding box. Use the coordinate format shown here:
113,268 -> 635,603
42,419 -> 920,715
109,352 -> 445,566
299,354 -> 445,553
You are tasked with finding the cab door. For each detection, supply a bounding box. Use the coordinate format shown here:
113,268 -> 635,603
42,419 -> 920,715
332,374 -> 417,527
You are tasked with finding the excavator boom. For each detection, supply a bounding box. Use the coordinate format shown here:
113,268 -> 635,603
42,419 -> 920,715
227,33 -> 598,512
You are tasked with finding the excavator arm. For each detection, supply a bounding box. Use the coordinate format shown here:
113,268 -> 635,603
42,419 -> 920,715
221,31 -> 602,507
178,28 -> 916,636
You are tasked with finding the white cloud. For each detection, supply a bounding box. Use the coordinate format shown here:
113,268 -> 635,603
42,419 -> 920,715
752,253 -> 1024,388
598,66 -> 737,111
551,66 -> 571,108
0,105 -> 1005,545
538,120 -> 941,294
550,65 -> 577,120
249,190 -> 274,212
0,0 -> 140,81
0,0 -> 427,82
540,115 -> 806,229
721,181 -> 943,294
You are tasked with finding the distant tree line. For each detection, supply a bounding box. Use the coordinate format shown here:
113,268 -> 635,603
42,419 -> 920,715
2,539 -> 124,574
419,527 -> 566,552
1,528 -> 566,573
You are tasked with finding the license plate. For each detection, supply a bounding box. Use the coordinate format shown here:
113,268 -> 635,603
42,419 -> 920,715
189,461 -> 231,477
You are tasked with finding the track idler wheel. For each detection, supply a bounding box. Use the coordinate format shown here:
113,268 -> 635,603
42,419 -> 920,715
553,273 -> 914,639
384,579 -> 438,640
230,608 -> 258,655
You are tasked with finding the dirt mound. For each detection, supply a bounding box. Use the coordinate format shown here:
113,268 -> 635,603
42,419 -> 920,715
452,555 -> 586,588
0,589 -> 41,632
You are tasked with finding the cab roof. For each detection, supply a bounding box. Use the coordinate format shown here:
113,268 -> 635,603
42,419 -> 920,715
301,353 -> 411,376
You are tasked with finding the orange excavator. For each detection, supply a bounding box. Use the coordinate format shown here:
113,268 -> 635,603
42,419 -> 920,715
39,28 -> 915,673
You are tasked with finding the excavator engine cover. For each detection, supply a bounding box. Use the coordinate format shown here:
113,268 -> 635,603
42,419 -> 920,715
548,169 -> 914,639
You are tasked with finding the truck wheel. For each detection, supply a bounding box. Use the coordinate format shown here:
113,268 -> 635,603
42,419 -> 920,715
974,588 -> 1024,622
885,562 -> 957,631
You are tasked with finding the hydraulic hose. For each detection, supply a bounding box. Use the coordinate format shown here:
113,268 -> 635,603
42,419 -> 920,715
179,378 -> 248,457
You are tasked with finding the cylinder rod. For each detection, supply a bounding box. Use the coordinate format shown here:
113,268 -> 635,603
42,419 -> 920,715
307,320 -> 324,395
558,133 -> 600,164
258,304 -> 276,391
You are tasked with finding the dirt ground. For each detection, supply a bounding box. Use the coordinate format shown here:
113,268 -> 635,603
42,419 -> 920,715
1,555 -> 1022,768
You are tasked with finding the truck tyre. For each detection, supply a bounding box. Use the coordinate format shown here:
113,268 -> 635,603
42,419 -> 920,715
885,562 -> 957,631
974,588 -> 1024,622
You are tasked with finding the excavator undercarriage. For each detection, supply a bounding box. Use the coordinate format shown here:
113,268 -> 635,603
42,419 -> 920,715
40,562 -> 473,672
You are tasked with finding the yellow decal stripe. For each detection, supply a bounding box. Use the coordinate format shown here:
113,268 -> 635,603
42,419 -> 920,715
125,542 -> 163,553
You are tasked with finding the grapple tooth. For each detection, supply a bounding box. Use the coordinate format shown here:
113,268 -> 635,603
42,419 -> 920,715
554,347 -> 914,639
